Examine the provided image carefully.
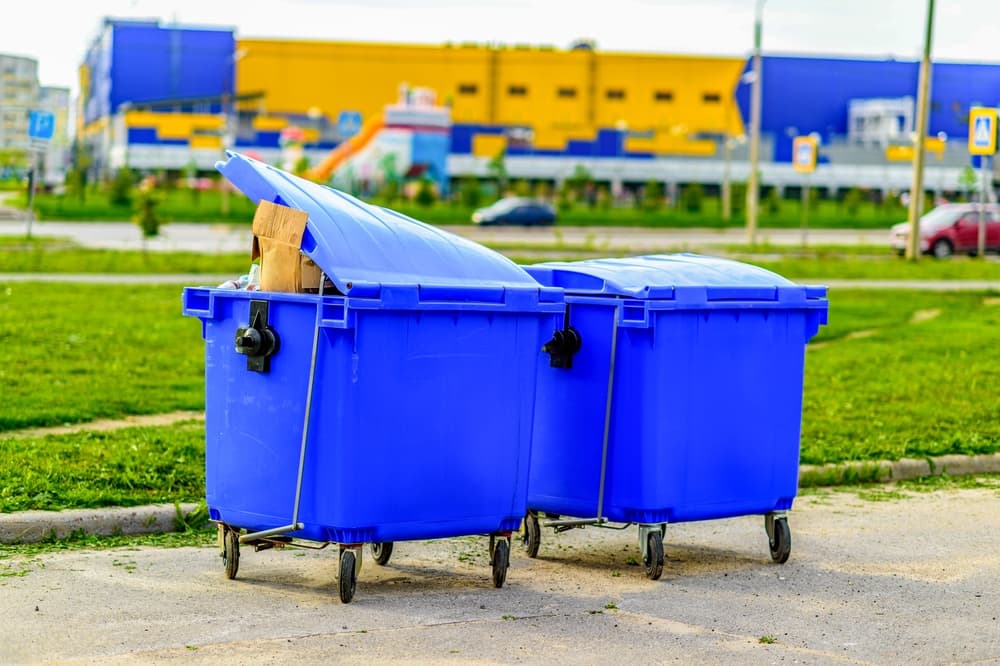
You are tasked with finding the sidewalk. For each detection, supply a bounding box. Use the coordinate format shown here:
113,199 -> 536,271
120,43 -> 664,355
2,409 -> 998,544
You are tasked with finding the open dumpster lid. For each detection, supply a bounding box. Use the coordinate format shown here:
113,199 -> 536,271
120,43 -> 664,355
217,151 -> 541,293
525,254 -> 827,302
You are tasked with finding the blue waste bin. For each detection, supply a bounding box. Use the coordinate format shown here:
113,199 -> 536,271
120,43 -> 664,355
182,152 -> 563,602
521,254 -> 828,579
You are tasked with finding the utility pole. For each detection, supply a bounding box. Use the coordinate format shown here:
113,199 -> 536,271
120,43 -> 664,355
746,0 -> 764,245
906,0 -> 936,261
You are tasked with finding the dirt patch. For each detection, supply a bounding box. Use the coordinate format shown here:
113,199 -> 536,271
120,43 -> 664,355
845,329 -> 878,340
983,297 -> 1000,306
910,308 -> 941,323
4,410 -> 204,440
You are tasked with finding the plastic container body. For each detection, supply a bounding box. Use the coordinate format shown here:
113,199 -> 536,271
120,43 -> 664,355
184,286 -> 561,543
526,255 -> 829,525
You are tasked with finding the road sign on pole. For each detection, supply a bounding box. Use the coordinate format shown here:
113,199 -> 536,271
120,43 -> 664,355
968,107 -> 997,156
28,110 -> 55,142
792,136 -> 818,174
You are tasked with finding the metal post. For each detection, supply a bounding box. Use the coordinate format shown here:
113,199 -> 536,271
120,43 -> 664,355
979,156 -> 988,258
800,172 -> 810,247
746,0 -> 764,244
905,0 -> 936,261
595,312 -> 619,523
25,151 -> 37,239
722,135 -> 732,221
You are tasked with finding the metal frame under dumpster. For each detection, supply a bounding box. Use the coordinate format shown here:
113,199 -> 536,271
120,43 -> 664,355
523,255 -> 829,580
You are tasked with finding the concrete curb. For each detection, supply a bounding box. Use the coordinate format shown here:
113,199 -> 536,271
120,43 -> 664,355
0,503 -> 200,545
799,452 -> 1000,486
2,453 -> 998,545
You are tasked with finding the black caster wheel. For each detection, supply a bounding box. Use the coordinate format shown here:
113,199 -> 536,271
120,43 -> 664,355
221,525 -> 240,580
644,531 -> 664,581
769,517 -> 791,564
491,539 -> 510,588
339,549 -> 357,604
521,512 -> 540,558
370,542 -> 393,566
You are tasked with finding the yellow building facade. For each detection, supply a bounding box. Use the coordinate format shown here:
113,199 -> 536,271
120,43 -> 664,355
235,39 -> 747,158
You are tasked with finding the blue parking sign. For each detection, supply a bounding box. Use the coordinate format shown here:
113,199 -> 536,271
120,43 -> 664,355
337,111 -> 363,139
28,110 -> 55,141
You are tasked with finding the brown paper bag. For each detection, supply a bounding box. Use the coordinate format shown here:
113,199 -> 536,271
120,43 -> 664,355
250,200 -> 322,292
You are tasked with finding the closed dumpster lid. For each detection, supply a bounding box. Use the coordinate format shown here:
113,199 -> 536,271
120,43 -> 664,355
217,151 -> 541,293
525,254 -> 827,302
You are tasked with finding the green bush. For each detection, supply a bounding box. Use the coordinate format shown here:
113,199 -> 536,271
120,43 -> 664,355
459,178 -> 483,208
133,189 -> 163,238
680,183 -> 704,213
765,187 -> 782,214
642,179 -> 664,212
415,178 -> 437,207
108,169 -> 135,206
844,187 -> 863,216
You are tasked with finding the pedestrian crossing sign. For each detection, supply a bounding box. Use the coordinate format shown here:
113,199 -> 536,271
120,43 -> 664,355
968,107 -> 998,155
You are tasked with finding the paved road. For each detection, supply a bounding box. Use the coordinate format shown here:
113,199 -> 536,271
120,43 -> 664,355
2,486 -> 998,664
0,219 -> 891,254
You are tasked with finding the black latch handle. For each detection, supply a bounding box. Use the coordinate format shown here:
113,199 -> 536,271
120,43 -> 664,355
543,326 -> 582,369
234,301 -> 280,373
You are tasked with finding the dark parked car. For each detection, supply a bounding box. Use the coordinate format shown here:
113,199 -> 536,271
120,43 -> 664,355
472,197 -> 556,226
890,203 -> 1000,258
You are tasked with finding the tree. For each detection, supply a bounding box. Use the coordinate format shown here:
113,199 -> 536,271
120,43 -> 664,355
843,187 -> 863,216
566,164 -> 593,205
765,186 -> 782,214
487,149 -> 508,195
108,168 -> 135,207
958,165 -> 977,202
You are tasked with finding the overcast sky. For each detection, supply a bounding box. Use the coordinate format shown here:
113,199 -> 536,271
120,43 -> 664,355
4,0 -> 1000,97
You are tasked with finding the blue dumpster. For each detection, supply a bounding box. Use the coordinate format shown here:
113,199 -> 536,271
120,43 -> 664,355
521,254 -> 828,579
182,152 -> 563,602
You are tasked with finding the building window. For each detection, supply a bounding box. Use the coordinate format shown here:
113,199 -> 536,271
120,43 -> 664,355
508,85 -> 528,97
458,83 -> 478,95
702,92 -> 721,104
557,87 -> 577,99
606,89 -> 626,100
655,90 -> 674,102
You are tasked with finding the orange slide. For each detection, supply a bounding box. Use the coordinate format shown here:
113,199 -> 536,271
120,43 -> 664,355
307,117 -> 384,182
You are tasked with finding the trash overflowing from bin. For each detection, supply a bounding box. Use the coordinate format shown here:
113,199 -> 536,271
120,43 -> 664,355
183,151 -> 563,602
521,254 -> 829,579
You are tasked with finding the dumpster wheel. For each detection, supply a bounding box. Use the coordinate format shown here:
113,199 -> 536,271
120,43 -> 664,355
521,512 -> 540,558
768,516 -> 791,564
221,525 -> 240,580
339,550 -> 357,603
370,542 -> 393,566
644,531 -> 664,580
491,539 -> 510,588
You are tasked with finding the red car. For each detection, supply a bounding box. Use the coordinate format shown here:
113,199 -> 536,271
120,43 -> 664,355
890,203 -> 1000,258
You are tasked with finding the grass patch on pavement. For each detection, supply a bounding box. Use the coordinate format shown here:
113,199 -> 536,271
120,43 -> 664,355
0,423 -> 206,512
0,283 -> 204,431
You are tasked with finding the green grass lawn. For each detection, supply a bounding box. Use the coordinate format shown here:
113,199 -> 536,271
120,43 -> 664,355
2,236 -> 1000,281
0,282 -> 998,511
0,283 -> 204,431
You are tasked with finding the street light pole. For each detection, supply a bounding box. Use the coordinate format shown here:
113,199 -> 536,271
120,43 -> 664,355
905,0 -> 936,261
746,0 -> 764,244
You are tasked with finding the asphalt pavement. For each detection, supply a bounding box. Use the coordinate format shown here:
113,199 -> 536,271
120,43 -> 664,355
1,486 -> 998,664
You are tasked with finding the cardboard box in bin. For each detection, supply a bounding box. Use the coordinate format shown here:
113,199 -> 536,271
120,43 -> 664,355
251,200 -> 323,292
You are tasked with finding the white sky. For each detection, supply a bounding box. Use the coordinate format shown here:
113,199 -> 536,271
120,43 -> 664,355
4,0 -> 1000,98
